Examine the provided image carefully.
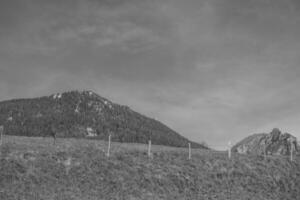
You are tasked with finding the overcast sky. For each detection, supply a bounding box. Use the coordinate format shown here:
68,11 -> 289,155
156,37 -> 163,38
1,0 -> 300,149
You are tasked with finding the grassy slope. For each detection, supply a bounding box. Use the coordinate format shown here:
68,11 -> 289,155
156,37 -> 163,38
0,136 -> 300,200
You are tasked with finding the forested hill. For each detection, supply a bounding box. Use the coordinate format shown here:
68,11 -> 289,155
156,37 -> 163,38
0,90 -> 206,148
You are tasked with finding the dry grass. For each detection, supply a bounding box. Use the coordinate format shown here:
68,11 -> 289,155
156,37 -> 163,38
0,136 -> 299,200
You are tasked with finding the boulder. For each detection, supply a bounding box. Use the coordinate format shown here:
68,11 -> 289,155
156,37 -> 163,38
233,128 -> 299,156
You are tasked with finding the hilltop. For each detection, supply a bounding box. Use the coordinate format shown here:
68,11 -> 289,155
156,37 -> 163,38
0,136 -> 299,200
232,128 -> 299,156
0,90 -> 205,148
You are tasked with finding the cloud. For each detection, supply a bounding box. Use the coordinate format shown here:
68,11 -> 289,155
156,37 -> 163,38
1,0 -> 300,149
0,0 -> 167,56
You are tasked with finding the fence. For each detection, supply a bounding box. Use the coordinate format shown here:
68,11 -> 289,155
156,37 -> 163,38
0,132 -> 298,163
102,136 -> 298,162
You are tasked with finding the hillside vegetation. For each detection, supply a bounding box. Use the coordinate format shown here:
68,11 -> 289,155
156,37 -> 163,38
0,90 -> 205,148
0,136 -> 300,200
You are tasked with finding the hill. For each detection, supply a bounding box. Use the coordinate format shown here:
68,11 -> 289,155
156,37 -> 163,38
232,128 -> 299,156
0,90 -> 205,148
0,136 -> 299,200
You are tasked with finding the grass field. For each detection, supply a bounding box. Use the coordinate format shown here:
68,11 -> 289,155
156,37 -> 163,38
0,136 -> 300,200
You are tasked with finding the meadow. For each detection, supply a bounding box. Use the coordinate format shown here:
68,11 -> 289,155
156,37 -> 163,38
0,136 -> 299,200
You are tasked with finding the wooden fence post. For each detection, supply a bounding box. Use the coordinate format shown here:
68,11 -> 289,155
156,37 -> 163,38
188,142 -> 191,160
107,134 -> 111,157
290,139 -> 294,162
148,140 -> 152,158
0,126 -> 3,146
228,141 -> 232,159
264,142 -> 267,161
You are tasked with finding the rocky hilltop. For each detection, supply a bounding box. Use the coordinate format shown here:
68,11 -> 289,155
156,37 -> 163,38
0,90 -> 206,148
232,128 -> 299,156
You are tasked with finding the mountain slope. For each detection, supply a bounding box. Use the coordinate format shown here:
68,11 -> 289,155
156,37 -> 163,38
0,90 -> 205,148
232,128 -> 299,155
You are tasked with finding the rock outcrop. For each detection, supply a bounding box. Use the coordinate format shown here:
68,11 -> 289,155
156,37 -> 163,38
232,128 -> 298,156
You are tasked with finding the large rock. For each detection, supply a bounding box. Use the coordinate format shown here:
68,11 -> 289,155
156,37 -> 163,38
232,128 -> 298,156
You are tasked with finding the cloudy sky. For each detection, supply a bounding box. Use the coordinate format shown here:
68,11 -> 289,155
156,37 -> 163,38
1,0 -> 300,149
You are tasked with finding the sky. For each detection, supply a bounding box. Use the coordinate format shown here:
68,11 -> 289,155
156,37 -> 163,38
1,0 -> 300,149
